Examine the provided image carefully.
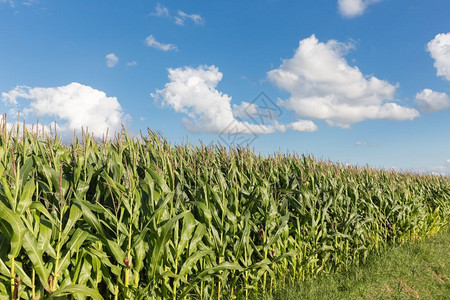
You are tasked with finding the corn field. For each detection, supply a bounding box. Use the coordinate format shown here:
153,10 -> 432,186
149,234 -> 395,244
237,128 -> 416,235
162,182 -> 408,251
0,119 -> 449,299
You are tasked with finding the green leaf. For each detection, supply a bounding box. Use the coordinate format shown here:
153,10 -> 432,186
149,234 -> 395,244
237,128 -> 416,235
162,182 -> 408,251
49,284 -> 103,300
74,199 -> 106,237
103,172 -> 127,194
30,202 -> 58,227
177,212 -> 197,257
189,223 -> 206,256
149,210 -> 190,280
16,179 -> 35,214
57,229 -> 89,275
0,177 -> 15,209
179,250 -> 214,277
61,204 -> 83,239
180,261 -> 244,298
22,230 -> 50,291
7,260 -> 32,288
0,258 -> 9,277
147,167 -> 170,193
106,239 -> 126,266
37,220 -> 56,258
0,201 -> 24,258
265,214 -> 289,250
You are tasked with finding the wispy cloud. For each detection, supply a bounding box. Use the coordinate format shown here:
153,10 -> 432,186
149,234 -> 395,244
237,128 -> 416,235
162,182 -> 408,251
0,0 -> 39,7
126,60 -> 138,67
355,141 -> 378,147
145,35 -> 177,52
150,3 -> 204,26
23,0 -> 38,6
151,3 -> 169,17
175,10 -> 204,26
105,53 -> 119,68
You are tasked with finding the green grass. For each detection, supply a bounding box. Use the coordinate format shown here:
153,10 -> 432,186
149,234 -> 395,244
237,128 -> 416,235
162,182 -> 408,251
261,229 -> 450,300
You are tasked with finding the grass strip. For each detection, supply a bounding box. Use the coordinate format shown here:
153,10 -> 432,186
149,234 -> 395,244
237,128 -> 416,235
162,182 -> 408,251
261,229 -> 450,300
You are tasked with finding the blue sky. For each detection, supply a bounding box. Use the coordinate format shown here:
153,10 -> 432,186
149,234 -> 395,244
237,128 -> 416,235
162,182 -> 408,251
1,0 -> 449,174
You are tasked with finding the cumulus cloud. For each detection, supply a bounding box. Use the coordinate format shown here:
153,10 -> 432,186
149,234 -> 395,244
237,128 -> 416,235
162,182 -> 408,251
268,35 -> 419,128
105,53 -> 119,68
284,120 -> 318,132
152,65 -> 317,135
337,0 -> 381,18
145,35 -> 177,52
233,103 -> 317,133
151,3 -> 169,17
415,89 -> 450,113
1,82 -> 129,137
175,10 -> 204,26
427,33 -> 450,82
232,102 -> 259,119
152,65 -> 274,134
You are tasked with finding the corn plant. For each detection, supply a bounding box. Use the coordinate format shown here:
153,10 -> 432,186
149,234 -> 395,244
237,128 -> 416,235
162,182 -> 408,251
0,116 -> 449,299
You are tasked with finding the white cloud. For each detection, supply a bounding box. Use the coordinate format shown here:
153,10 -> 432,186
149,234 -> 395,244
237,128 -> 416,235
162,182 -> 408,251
232,102 -> 260,119
1,82 -> 129,137
176,10 -> 204,25
427,33 -> 450,82
126,60 -> 138,67
174,17 -> 184,26
268,35 -> 419,128
150,4 -> 203,26
446,159 -> 450,164
152,65 -> 318,135
2,86 -> 23,105
355,141 -> 378,147
152,65 -> 274,134
337,0 -> 381,18
415,89 -> 450,113
232,101 -> 317,133
286,120 -> 318,132
105,53 -> 119,68
151,3 -> 169,17
152,65 -> 321,136
145,35 -> 177,52
23,0 -> 38,6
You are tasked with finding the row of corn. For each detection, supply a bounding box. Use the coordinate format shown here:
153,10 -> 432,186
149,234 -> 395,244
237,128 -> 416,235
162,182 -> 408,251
0,119 -> 449,299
